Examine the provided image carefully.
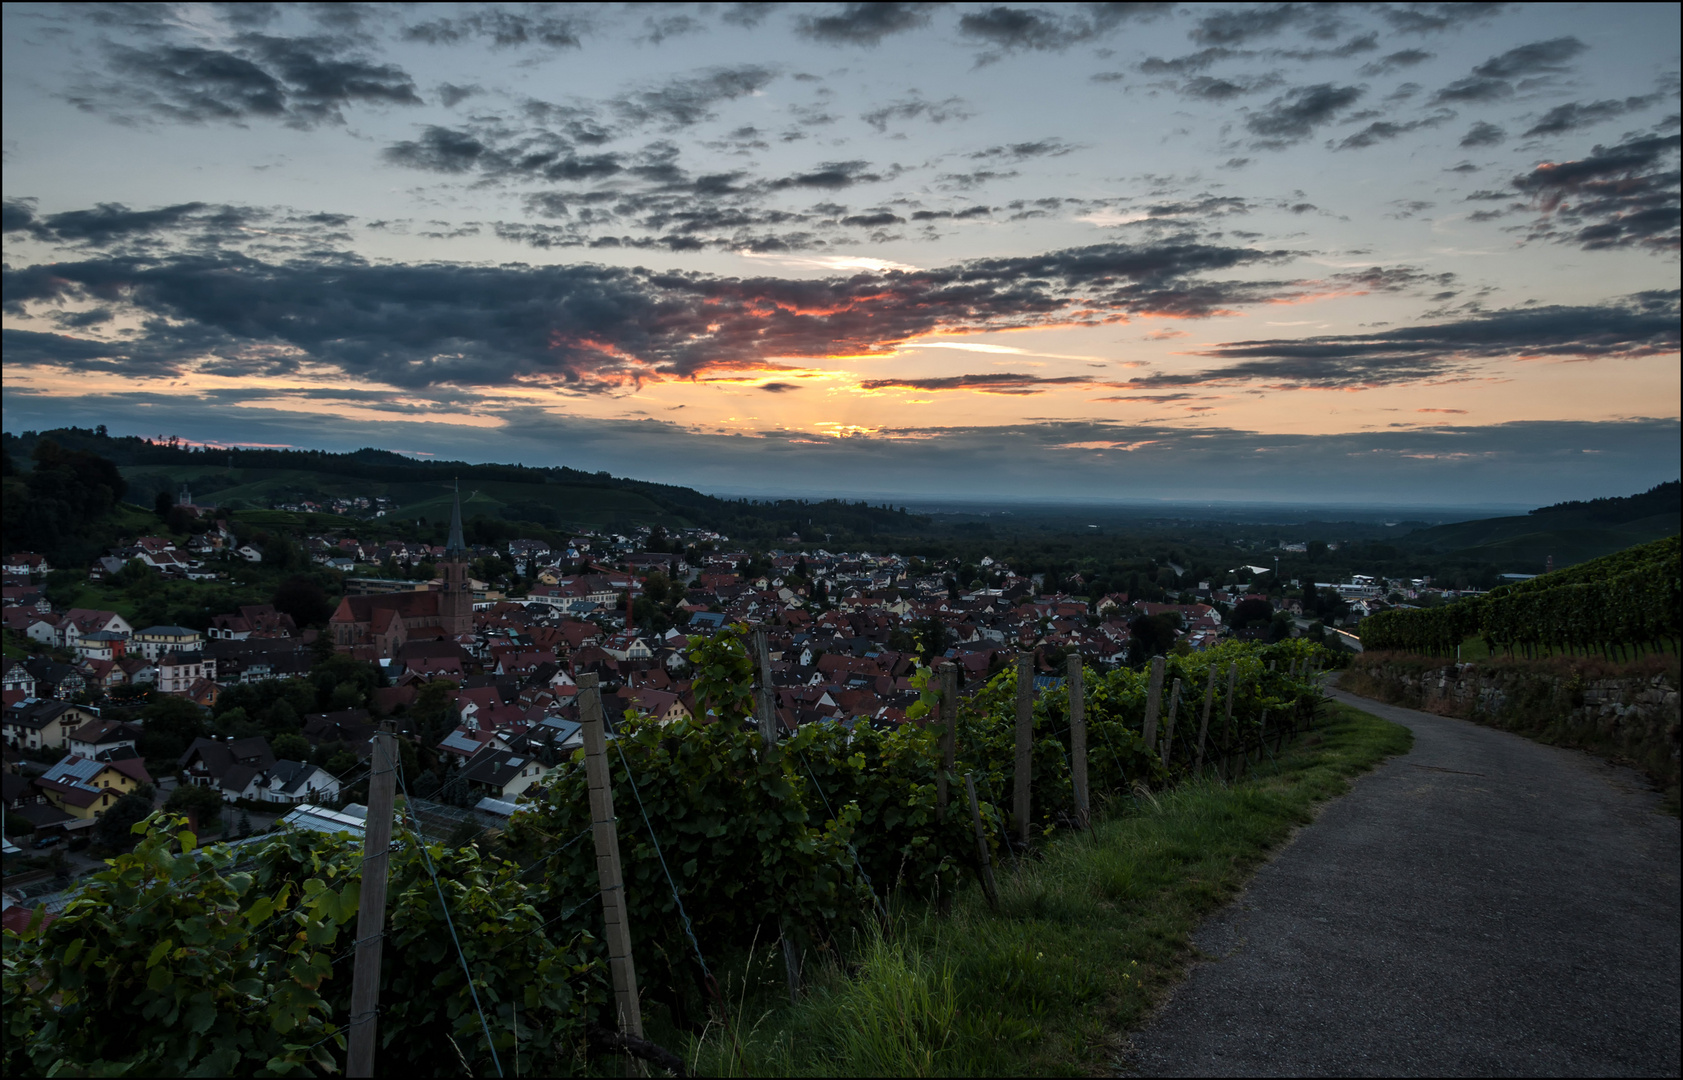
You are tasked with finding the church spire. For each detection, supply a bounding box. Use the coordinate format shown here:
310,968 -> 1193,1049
446,479 -> 466,556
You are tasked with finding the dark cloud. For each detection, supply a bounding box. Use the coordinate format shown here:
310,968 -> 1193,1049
1246,84 -> 1365,146
721,4 -> 783,29
2,200 -> 328,252
1177,74 -> 1283,101
958,3 -> 1171,54
88,33 -> 421,127
1472,36 -> 1586,80
1332,109 -> 1454,150
797,2 -> 938,45
1459,121 -> 1506,146
1133,292 -> 1682,387
3,236 -> 1304,389
437,82 -> 481,108
757,381 -> 802,392
1379,3 -> 1507,35
1433,36 -> 1586,106
402,9 -> 586,49
967,139 -> 1078,160
1359,48 -> 1433,75
1512,134 -> 1682,251
1523,94 -> 1666,138
1191,3 -> 1343,46
1138,47 -> 1241,74
769,160 -> 886,189
613,66 -> 777,129
1276,33 -> 1381,62
859,373 -> 1097,395
861,96 -> 972,133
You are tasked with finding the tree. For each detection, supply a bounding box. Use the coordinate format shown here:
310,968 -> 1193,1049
272,732 -> 311,761
1127,613 -> 1179,666
154,490 -> 174,519
94,793 -> 155,851
1230,597 -> 1274,631
272,574 -> 332,627
163,783 -> 224,829
140,695 -> 210,762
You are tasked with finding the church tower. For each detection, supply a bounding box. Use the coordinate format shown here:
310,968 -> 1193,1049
439,481 -> 472,636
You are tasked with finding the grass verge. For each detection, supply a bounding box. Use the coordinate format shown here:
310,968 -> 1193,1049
667,701 -> 1411,1077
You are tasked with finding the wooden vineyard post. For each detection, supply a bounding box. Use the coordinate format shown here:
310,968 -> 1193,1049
753,628 -> 778,748
1219,662 -> 1239,781
1161,678 -> 1182,768
1140,656 -> 1165,761
1067,654 -> 1089,830
935,662 -> 957,824
1014,652 -> 1033,849
347,723 -> 397,1079
964,772 -> 1001,910
579,674 -> 645,1048
752,630 -> 802,1001
1193,665 -> 1217,775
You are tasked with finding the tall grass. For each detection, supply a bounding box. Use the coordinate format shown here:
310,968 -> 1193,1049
672,702 -> 1410,1076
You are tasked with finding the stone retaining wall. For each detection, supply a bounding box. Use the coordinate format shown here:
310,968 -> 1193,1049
1342,655 -> 1681,801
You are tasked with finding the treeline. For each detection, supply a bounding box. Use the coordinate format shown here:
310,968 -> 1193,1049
1528,479 -> 1679,522
1358,536 -> 1681,659
1,439 -> 130,563
0,427 -> 929,541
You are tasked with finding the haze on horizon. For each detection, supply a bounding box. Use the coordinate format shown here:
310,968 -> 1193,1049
2,1 -> 1678,508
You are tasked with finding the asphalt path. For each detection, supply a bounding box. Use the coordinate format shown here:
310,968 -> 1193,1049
1127,688 -> 1681,1077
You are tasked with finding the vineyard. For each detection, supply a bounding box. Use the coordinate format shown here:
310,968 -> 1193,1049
1358,536 -> 1682,659
4,635 -> 1335,1076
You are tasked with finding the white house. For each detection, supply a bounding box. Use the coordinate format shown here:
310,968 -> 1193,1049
249,760 -> 341,805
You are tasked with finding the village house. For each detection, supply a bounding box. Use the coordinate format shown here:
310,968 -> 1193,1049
458,748 -> 551,802
156,651 -> 216,694
243,760 -> 341,805
178,736 -> 277,801
3,699 -> 99,752
67,718 -> 144,760
208,603 -> 299,640
131,624 -> 204,661
2,553 -> 51,576
35,754 -> 153,820
57,608 -> 132,651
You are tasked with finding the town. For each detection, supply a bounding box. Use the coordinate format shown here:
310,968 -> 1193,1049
4,476 -> 1474,871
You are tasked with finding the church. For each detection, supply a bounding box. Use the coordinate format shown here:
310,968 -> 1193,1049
328,486 -> 474,656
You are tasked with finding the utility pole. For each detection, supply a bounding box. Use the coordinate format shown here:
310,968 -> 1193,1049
1014,652 -> 1033,848
348,723 -> 397,1078
1067,654 -> 1088,829
579,674 -> 644,1051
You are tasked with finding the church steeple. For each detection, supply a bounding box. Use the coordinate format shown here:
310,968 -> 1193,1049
437,479 -> 472,637
446,479 -> 466,557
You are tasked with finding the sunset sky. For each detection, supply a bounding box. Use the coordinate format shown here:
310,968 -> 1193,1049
3,2 -> 1678,506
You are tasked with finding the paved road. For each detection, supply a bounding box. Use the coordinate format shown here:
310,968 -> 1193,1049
1127,688 -> 1681,1077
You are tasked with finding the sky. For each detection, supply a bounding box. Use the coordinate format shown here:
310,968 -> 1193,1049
2,2 -> 1678,507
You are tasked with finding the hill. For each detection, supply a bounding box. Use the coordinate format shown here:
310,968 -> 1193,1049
0,427 -> 930,545
1396,481 -> 1679,570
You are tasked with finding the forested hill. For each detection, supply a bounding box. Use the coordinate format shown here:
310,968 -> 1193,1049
1396,480 -> 1679,567
0,427 -> 930,543
1528,480 -> 1680,523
